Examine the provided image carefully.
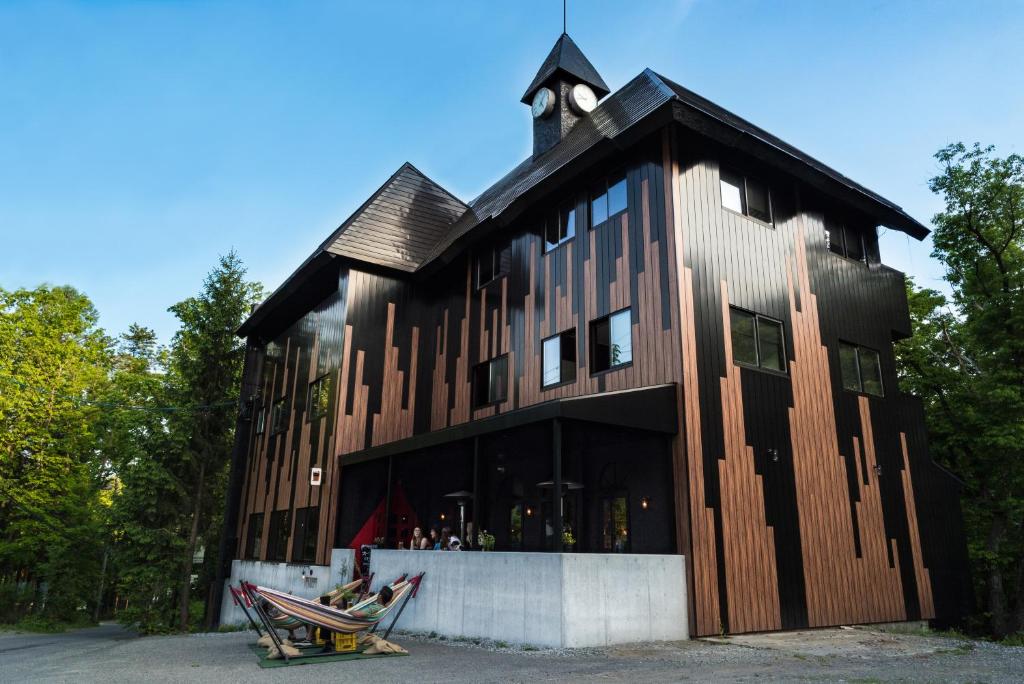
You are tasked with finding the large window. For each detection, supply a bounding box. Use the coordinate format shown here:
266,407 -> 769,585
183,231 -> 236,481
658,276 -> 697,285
245,512 -> 264,560
308,375 -> 330,421
730,307 -> 786,372
590,173 -> 628,228
544,203 -> 576,253
826,218 -> 868,263
291,506 -> 320,563
602,496 -> 630,553
720,168 -> 772,223
472,355 -> 508,407
542,329 -> 577,387
270,398 -> 288,435
839,342 -> 884,396
590,309 -> 633,373
265,510 -> 290,562
476,239 -> 509,287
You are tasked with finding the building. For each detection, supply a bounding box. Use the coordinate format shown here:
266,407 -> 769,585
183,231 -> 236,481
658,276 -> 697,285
217,33 -> 972,638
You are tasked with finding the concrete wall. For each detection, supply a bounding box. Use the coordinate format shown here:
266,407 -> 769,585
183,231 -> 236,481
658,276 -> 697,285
369,550 -> 688,647
220,548 -> 355,627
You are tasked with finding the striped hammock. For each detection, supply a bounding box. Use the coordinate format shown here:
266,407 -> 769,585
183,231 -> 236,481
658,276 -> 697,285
245,575 -> 421,635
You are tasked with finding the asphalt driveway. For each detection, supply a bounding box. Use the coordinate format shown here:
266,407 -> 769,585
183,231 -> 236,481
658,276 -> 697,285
1,622 -> 1021,683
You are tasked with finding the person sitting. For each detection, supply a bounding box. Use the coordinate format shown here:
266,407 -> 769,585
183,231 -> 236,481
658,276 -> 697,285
440,526 -> 462,551
429,527 -> 441,550
410,526 -> 427,550
350,585 -> 393,619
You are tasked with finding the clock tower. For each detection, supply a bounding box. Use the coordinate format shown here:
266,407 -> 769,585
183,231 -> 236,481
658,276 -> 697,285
522,33 -> 610,158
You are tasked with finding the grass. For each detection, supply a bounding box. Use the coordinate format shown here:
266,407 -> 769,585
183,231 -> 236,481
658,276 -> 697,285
1,613 -> 96,634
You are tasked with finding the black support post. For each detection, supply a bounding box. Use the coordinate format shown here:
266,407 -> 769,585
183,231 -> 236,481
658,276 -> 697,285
472,436 -> 480,547
383,455 -> 394,548
553,418 -> 563,553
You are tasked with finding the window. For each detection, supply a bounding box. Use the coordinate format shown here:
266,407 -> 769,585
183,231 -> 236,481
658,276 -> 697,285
245,512 -> 264,560
308,375 -> 330,421
590,309 -> 633,373
839,342 -> 884,396
720,168 -> 772,223
472,354 -> 508,407
729,307 -> 786,372
265,510 -> 290,562
544,203 -> 576,252
542,329 -> 577,387
602,496 -> 630,553
508,504 -> 523,549
291,506 -> 319,563
255,407 -> 266,435
825,218 -> 868,263
590,173 -> 628,228
476,239 -> 508,287
270,398 -> 288,435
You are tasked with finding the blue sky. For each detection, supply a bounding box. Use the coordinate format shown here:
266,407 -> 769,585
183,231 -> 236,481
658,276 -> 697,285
2,1 -> 1022,344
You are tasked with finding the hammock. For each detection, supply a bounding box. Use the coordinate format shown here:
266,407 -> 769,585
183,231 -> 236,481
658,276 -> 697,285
244,574 -> 421,636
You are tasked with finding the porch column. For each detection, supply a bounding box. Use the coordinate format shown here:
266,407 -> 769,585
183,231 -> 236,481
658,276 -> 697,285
553,418 -> 563,552
472,436 -> 480,546
383,454 -> 393,547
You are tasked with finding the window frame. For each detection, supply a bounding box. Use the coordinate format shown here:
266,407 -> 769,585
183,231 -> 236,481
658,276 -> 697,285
728,306 -> 788,375
838,341 -> 884,397
245,512 -> 264,560
543,202 -> 577,254
719,166 -> 774,226
290,506 -> 320,563
589,308 -> 633,375
472,354 -> 509,408
476,239 -> 509,289
270,397 -> 289,435
265,510 -> 290,562
589,172 -> 629,230
254,405 -> 266,435
825,218 -> 869,265
307,374 -> 331,422
541,328 -> 578,389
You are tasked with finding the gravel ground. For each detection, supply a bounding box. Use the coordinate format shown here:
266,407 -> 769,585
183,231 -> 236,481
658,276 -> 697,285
1,622 -> 1021,683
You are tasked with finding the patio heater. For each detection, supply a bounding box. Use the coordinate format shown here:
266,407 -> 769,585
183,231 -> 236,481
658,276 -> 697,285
443,490 -> 473,544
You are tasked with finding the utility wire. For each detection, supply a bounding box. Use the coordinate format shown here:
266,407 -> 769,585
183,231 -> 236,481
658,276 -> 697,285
0,373 -> 237,414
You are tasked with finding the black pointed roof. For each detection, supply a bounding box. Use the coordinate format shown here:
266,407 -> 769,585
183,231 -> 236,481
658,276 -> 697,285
520,33 -> 610,104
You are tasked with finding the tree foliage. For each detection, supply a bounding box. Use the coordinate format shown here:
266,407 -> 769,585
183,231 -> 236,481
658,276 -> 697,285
898,142 -> 1024,637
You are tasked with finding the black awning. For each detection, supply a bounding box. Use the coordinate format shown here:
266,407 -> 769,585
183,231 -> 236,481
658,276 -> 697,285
341,383 -> 678,466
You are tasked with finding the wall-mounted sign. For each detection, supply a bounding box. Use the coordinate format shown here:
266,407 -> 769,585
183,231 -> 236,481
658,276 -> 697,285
310,467 -> 322,486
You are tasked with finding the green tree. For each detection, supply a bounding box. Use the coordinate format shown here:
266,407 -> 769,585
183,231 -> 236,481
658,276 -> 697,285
0,286 -> 112,622
898,142 -> 1024,637
164,251 -> 263,631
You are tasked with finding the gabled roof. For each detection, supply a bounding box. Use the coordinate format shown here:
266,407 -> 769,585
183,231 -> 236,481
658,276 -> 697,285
323,162 -> 468,272
520,33 -> 611,104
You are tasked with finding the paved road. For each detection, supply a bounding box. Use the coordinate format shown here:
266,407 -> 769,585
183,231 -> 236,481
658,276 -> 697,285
1,623 -> 1022,683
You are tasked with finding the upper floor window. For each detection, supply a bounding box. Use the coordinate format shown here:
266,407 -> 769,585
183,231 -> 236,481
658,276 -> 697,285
542,328 -> 577,387
544,203 -> 577,253
720,168 -> 772,224
472,354 -> 508,407
839,342 -> 883,396
476,239 -> 509,287
730,307 -> 786,373
590,173 -> 628,228
254,406 -> 266,435
308,374 -> 330,421
270,397 -> 288,435
825,218 -> 867,263
590,309 -> 633,373
291,506 -> 320,563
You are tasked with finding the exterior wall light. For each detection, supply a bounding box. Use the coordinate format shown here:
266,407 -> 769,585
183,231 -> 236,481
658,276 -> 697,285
767,448 -> 780,463
440,512 -> 446,521
526,506 -> 534,517
640,497 -> 650,510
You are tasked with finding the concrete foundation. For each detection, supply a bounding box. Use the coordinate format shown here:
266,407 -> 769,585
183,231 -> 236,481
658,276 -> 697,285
369,550 -> 688,648
220,548 -> 355,627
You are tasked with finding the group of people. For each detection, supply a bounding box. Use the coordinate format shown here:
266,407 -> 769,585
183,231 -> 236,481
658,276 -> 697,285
404,525 -> 464,551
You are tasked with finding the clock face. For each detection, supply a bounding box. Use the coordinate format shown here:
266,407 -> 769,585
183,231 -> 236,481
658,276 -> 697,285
531,87 -> 555,119
569,84 -> 597,114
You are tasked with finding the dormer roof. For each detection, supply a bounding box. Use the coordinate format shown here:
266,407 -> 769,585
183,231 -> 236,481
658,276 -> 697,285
520,33 -> 611,104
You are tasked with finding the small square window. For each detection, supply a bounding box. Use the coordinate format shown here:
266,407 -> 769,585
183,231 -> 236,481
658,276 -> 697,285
270,398 -> 288,435
472,355 -> 508,407
720,167 -> 772,224
542,329 -> 577,387
826,218 -> 868,264
477,239 -> 508,287
838,342 -> 884,396
745,178 -> 771,222
729,307 -> 786,373
308,375 -> 330,421
590,309 -> 632,373
544,204 -> 576,253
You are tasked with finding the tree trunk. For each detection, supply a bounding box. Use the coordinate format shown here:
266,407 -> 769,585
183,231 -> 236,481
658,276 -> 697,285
179,461 -> 206,632
1013,552 -> 1024,635
93,546 -> 108,623
987,514 -> 1009,637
